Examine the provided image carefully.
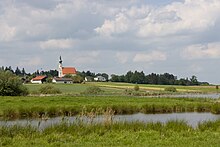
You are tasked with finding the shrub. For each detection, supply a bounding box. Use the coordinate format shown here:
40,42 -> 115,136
72,75 -> 84,83
164,86 -> 177,92
0,70 -> 29,96
39,85 -> 61,94
124,89 -> 133,95
134,84 -> 139,91
83,86 -> 103,94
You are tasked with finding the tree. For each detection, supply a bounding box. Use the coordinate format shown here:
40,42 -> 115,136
63,74 -> 72,78
190,75 -> 199,85
125,71 -> 133,83
0,70 -> 29,96
21,68 -> 26,76
15,67 -> 22,76
216,85 -> 219,93
72,75 -> 84,83
5,66 -> 14,73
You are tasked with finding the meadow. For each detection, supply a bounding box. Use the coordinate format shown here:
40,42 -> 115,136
25,82 -> 220,95
1,82 -> 220,146
0,82 -> 219,119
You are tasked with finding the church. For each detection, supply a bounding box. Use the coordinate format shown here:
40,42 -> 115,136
58,56 -> 77,77
52,56 -> 77,84
31,56 -> 77,84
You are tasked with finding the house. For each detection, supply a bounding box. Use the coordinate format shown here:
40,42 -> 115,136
58,56 -> 76,77
31,75 -> 47,84
85,76 -> 94,82
52,77 -> 73,84
94,76 -> 106,82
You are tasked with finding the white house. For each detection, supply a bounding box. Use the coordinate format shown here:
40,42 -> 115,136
52,77 -> 73,84
85,76 -> 94,82
94,76 -> 106,82
31,76 -> 47,84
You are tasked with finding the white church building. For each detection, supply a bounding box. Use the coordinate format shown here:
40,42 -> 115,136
52,56 -> 76,84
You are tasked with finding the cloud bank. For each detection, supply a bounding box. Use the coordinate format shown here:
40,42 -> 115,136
0,0 -> 220,83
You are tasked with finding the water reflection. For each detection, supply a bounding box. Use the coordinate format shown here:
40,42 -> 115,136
1,112 -> 220,130
164,93 -> 220,99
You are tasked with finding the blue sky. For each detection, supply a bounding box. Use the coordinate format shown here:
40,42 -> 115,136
0,0 -> 220,84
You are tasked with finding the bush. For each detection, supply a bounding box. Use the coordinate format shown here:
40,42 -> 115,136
124,89 -> 133,95
134,84 -> 139,91
0,70 -> 29,96
164,87 -> 177,92
72,75 -> 84,83
83,86 -> 103,94
39,85 -> 61,94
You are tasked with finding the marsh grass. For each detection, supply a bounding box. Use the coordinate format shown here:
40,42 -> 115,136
198,119 -> 220,131
0,96 -> 219,119
0,113 -> 220,147
1,118 -> 220,136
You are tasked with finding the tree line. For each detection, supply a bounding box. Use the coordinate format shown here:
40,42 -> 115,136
111,71 -> 209,86
0,66 -> 208,85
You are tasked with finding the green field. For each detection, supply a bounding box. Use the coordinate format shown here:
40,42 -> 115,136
1,82 -> 220,146
95,82 -> 219,93
25,82 -> 220,95
25,83 -> 126,95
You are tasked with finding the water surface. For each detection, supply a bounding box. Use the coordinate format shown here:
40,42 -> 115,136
1,112 -> 220,130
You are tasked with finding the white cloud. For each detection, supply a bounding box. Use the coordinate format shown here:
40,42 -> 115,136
18,57 -> 42,67
95,0 -> 220,37
0,23 -> 16,41
40,39 -> 76,49
1,0 -> 220,83
182,42 -> 220,59
133,51 -> 167,63
115,52 -> 132,64
95,13 -> 129,36
189,64 -> 203,73
72,51 -> 100,64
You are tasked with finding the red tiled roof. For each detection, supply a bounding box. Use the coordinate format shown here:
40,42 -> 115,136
62,67 -> 76,75
32,76 -> 47,81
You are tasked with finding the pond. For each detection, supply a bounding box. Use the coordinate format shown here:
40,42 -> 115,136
162,93 -> 220,99
1,112 -> 220,130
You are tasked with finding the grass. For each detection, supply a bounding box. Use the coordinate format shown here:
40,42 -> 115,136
25,82 -> 220,95
0,95 -> 219,119
1,82 -> 219,146
93,82 -> 220,93
0,120 -> 220,146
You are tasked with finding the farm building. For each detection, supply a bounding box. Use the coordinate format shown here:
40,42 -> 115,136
31,75 -> 47,84
94,76 -> 106,82
58,56 -> 76,77
85,76 -> 94,82
52,77 -> 73,84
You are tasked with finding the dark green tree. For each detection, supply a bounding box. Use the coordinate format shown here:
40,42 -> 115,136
15,67 -> 22,76
0,71 -> 29,96
21,68 -> 26,76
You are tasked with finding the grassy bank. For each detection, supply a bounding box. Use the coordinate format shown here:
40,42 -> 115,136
0,120 -> 220,146
0,96 -> 219,119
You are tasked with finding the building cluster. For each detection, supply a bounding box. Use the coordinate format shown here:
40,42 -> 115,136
31,56 -> 106,84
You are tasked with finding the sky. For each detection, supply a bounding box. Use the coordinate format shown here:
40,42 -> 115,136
0,0 -> 220,84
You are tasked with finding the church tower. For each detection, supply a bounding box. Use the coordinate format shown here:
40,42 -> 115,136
58,56 -> 63,77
